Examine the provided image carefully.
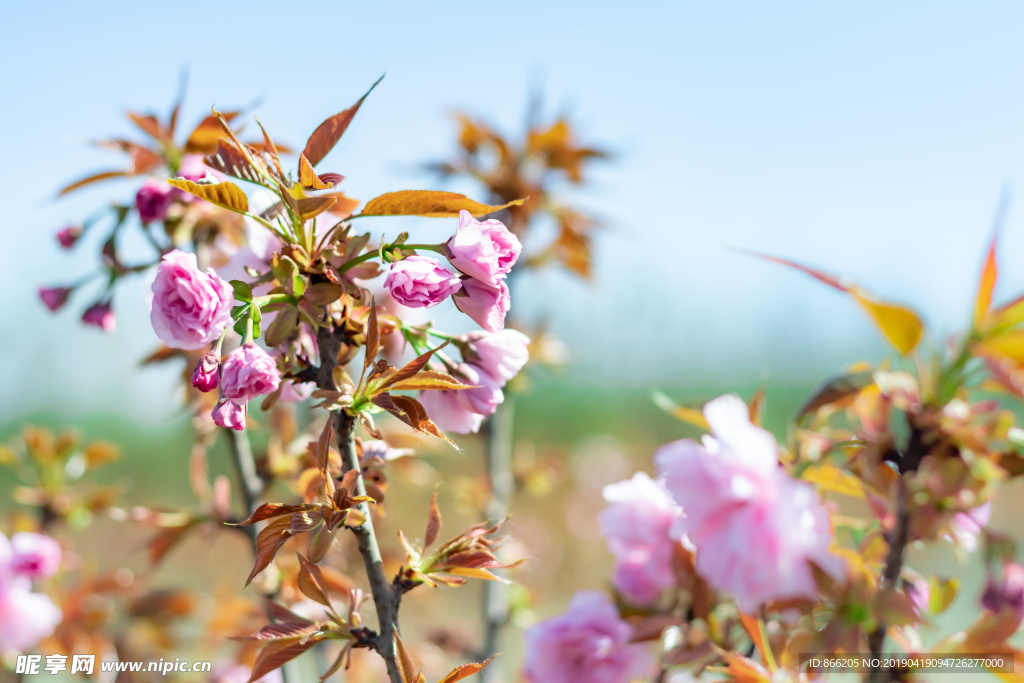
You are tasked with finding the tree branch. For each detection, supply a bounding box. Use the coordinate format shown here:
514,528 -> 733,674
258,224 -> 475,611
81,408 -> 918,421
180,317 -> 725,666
866,476 -> 911,683
317,324 -> 403,683
224,426 -> 262,543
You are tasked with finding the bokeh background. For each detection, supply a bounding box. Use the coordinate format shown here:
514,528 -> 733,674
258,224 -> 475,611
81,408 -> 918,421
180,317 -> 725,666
5,1 -> 1024,680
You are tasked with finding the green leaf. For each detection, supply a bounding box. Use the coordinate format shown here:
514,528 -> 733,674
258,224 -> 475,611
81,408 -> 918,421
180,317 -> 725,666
231,280 -> 253,302
265,307 -> 299,346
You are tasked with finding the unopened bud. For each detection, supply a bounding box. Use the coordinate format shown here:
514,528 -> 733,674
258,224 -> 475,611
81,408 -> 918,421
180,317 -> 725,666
191,354 -> 221,392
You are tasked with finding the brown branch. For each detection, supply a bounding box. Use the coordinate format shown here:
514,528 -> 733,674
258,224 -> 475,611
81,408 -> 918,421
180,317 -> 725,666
317,324 -> 403,683
866,477 -> 911,683
224,426 -> 262,543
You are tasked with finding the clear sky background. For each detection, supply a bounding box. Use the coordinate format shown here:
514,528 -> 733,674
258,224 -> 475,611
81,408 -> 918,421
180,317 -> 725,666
4,1 -> 1024,421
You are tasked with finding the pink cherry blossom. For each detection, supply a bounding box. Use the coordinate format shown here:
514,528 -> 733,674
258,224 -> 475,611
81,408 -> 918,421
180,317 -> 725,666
212,399 -> 247,431
192,354 -> 221,392
948,502 -> 991,552
383,256 -> 462,309
220,344 -> 281,402
279,380 -> 315,403
522,591 -> 650,683
150,250 -> 234,350
655,394 -> 843,612
444,210 -> 522,284
38,287 -> 71,312
463,329 -> 530,382
0,579 -> 62,653
982,562 -> 1024,617
599,473 -> 682,605
82,302 -> 116,332
452,277 -> 509,333
56,226 -> 81,249
10,532 -> 61,579
136,178 -> 175,223
453,363 -> 504,415
418,389 -> 485,434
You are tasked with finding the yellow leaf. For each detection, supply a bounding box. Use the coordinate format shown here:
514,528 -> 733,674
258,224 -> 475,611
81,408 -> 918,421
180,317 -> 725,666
802,463 -> 866,499
977,330 -> 1024,365
650,390 -> 709,430
359,190 -> 526,218
976,235 -> 999,330
59,170 -> 129,196
167,179 -> 249,214
928,576 -> 958,615
296,195 -> 337,221
850,292 -> 923,356
436,657 -> 496,683
83,442 -> 120,468
298,154 -> 331,190
445,566 -> 508,583
393,631 -> 421,683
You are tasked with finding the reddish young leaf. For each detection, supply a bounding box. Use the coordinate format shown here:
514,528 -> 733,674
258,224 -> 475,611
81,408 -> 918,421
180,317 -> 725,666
425,488 -> 442,548
386,340 -> 450,387
249,637 -> 323,683
324,191 -> 361,218
437,656 -> 497,683
393,631 -> 422,683
204,138 -> 267,185
302,75 -> 384,167
245,517 -> 293,587
389,372 -> 470,392
316,420 -> 335,498
296,553 -> 332,607
267,600 -> 315,625
229,622 -> 319,641
238,503 -> 316,526
254,116 -> 284,177
128,112 -> 165,141
365,302 -> 380,372
58,170 -> 129,196
185,111 -> 239,154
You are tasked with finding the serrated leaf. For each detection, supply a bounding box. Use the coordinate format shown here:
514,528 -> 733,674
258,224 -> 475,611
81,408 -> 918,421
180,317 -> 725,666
245,516 -> 292,587
229,622 -> 319,642
204,138 -> 267,185
389,372 -> 471,392
386,340 -> 450,387
237,503 -> 316,526
425,488 -> 442,548
231,280 -> 253,302
248,636 -> 322,683
265,306 -> 299,346
185,111 -> 239,154
297,195 -> 337,220
168,178 -> 249,214
359,190 -> 526,218
303,75 -> 383,167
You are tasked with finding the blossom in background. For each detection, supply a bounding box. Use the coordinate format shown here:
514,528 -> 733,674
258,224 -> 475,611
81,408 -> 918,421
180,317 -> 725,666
38,287 -> 71,312
136,178 -> 175,224
212,399 -> 247,432
209,661 -> 282,683
599,472 -> 682,604
384,255 -> 462,309
445,210 -> 521,284
81,302 -> 116,332
0,531 -> 62,653
981,562 -> 1024,618
655,394 -> 843,612
220,344 -> 281,402
452,277 -> 509,333
522,591 -> 649,683
418,388 -> 486,435
150,250 -> 234,350
56,226 -> 81,249
947,502 -> 991,552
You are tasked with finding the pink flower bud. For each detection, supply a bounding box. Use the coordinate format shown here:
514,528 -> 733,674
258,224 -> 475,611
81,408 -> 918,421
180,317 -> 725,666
10,532 -> 61,579
136,178 -> 174,224
38,287 -> 71,312
463,329 -> 530,383
212,399 -> 247,431
192,354 -> 221,392
444,210 -> 521,284
452,277 -> 509,333
383,255 -> 462,309
220,344 -> 281,402
523,591 -> 649,683
56,226 -> 82,249
82,302 -> 116,332
982,562 -> 1024,617
150,250 -> 234,350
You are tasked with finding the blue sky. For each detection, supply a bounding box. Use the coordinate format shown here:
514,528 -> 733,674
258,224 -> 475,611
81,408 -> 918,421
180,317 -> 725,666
4,1 -> 1024,419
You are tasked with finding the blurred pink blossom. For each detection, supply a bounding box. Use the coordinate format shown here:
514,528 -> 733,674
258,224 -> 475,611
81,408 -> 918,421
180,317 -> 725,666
948,502 -> 991,552
463,329 -> 530,382
136,178 -> 174,223
56,226 -> 81,249
522,590 -> 649,683
599,472 -> 682,604
982,562 -> 1024,617
10,532 -> 61,580
38,287 -> 71,312
655,394 -> 843,612
82,302 -> 116,332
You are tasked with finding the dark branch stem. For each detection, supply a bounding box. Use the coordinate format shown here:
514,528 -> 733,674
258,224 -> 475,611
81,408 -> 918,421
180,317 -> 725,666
224,426 -> 262,543
318,324 -> 402,683
866,477 -> 911,683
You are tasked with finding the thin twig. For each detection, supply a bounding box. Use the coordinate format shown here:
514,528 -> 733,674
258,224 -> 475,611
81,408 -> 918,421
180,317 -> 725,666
866,477 -> 911,683
317,324 -> 403,683
224,426 -> 262,544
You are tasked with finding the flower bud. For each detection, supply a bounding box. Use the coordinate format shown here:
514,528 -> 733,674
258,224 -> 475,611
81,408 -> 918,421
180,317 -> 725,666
55,226 -> 82,249
136,178 -> 174,224
220,344 -> 281,402
191,354 -> 221,392
444,210 -> 521,284
383,255 -> 462,309
38,287 -> 72,312
452,277 -> 509,333
212,399 -> 247,431
82,302 -> 116,332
